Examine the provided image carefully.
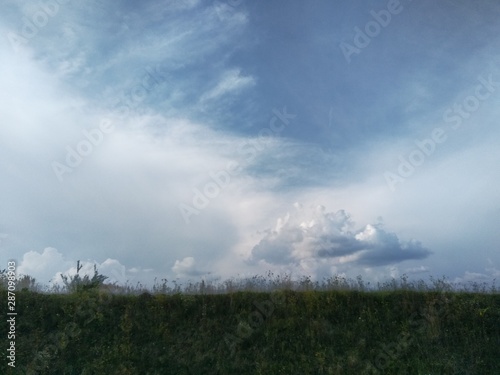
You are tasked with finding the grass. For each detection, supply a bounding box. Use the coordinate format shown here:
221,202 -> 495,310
0,269 -> 499,374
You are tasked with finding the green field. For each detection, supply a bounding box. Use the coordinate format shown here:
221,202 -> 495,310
1,271 -> 499,374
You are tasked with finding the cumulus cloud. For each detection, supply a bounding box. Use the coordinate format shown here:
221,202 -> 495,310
52,258 -> 154,286
172,256 -> 207,277
354,225 -> 431,266
249,203 -> 432,269
15,248 -> 155,288
17,247 -> 72,284
94,258 -> 153,285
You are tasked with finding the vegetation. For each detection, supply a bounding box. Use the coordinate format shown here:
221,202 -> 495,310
0,266 -> 499,374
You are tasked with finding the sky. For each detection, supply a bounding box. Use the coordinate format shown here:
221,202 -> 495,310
1,0 -> 500,289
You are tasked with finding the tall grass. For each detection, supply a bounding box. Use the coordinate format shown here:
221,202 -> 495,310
0,268 -> 498,374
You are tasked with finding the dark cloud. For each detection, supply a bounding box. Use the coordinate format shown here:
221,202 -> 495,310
354,228 -> 432,266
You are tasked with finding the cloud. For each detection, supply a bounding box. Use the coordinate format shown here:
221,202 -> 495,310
172,256 -> 206,277
1,1 -> 500,288
14,246 -> 157,288
404,265 -> 430,275
354,225 -> 432,266
17,247 -> 72,284
57,258 -> 154,284
453,264 -> 500,285
200,68 -> 255,103
212,1 -> 247,23
249,203 -> 432,270
95,258 -> 146,285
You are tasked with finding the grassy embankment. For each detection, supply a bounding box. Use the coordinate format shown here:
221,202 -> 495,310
1,271 -> 499,374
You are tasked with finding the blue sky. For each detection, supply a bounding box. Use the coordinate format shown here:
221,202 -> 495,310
1,0 -> 500,288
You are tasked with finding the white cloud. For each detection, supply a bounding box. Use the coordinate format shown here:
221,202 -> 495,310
17,249 -> 78,286
200,68 -> 255,103
248,203 -> 431,274
17,247 -> 72,284
212,1 -> 247,23
48,257 -> 155,288
172,256 -> 206,277
404,266 -> 429,275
